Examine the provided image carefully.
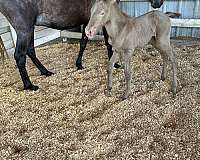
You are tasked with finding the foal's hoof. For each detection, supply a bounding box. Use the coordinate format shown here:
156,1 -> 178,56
24,85 -> 39,91
168,88 -> 176,98
161,76 -> 166,81
121,94 -> 129,101
41,71 -> 54,77
114,63 -> 121,69
104,89 -> 112,97
172,89 -> 177,98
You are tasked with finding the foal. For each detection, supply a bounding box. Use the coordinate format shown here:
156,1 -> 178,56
86,0 -> 180,99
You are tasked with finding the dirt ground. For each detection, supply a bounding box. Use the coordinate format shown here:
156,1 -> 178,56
0,39 -> 200,160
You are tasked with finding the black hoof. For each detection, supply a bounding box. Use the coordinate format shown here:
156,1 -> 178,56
24,85 -> 39,91
41,71 -> 54,77
77,65 -> 84,70
114,63 -> 121,69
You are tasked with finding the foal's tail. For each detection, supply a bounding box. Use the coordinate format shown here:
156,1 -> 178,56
165,12 -> 181,18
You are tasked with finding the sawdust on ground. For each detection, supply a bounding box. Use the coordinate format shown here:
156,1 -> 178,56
0,40 -> 200,160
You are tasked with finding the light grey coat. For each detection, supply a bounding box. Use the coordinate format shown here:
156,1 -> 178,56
86,0 -> 179,99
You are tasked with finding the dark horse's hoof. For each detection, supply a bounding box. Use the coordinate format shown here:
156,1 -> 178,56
77,65 -> 84,70
41,71 -> 54,77
24,85 -> 39,91
114,63 -> 121,69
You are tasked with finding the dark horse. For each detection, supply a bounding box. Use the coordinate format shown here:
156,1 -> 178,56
0,0 -> 164,91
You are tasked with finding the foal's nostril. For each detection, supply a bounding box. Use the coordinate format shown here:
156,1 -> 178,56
85,29 -> 92,38
85,29 -> 90,36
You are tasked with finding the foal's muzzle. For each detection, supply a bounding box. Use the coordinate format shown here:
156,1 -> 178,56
85,26 -> 97,39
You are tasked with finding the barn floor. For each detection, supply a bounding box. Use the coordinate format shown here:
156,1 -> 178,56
0,40 -> 200,160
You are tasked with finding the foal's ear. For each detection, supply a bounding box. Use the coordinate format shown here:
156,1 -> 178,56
102,0 -> 118,4
111,0 -> 118,4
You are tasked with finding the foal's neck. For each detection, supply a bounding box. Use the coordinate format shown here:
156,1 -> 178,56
110,3 -> 127,20
105,3 -> 128,40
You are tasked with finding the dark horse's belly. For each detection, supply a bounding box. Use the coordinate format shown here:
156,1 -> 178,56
36,13 -> 87,30
36,0 -> 90,30
0,0 -> 91,30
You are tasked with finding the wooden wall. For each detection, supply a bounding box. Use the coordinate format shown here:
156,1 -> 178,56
1,0 -> 200,55
0,13 -> 14,54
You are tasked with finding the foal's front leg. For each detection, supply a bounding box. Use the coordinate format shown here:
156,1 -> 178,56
104,50 -> 117,97
122,49 -> 133,100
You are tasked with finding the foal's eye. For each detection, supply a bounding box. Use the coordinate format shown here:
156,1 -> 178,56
100,12 -> 105,16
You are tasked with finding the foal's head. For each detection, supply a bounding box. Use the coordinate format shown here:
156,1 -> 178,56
149,0 -> 165,8
86,0 -> 116,39
85,0 -> 165,38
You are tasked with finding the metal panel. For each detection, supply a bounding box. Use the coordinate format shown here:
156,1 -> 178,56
119,0 -> 200,38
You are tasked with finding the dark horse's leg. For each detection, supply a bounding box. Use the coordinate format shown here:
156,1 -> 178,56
15,28 -> 53,91
76,24 -> 88,70
102,27 -> 112,60
102,27 -> 121,68
14,29 -> 38,90
26,28 -> 53,76
76,25 -> 120,70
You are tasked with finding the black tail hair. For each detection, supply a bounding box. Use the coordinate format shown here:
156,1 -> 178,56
165,12 -> 181,18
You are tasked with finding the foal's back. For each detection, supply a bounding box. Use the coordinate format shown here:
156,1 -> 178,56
124,11 -> 171,48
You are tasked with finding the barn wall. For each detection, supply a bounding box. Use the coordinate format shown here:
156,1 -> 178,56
120,0 -> 200,38
0,0 -> 199,54
10,26 -> 60,48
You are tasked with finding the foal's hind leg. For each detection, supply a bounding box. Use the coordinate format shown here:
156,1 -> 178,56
168,49 -> 177,95
150,37 -> 168,81
154,39 -> 177,95
158,50 -> 168,81
122,49 -> 133,100
14,30 -> 38,91
76,24 -> 88,70
26,29 -> 53,76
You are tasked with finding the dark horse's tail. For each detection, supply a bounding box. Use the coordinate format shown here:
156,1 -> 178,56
165,12 -> 181,18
